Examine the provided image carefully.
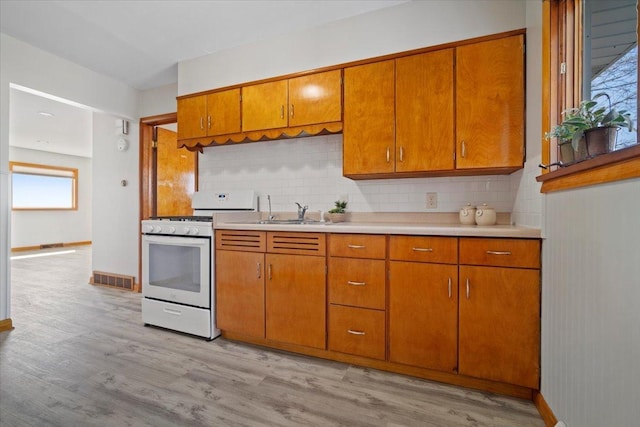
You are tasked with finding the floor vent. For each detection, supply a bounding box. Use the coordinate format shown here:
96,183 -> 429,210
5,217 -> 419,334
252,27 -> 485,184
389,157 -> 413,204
90,271 -> 135,291
40,243 -> 63,249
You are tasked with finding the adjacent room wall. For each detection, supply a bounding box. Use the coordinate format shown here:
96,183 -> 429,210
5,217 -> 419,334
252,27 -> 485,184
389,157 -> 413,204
9,147 -> 92,249
0,33 -> 140,321
91,112 -> 140,280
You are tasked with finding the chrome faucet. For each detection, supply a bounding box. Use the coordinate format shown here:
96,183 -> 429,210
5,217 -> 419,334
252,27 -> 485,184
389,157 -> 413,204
267,195 -> 275,220
295,202 -> 308,220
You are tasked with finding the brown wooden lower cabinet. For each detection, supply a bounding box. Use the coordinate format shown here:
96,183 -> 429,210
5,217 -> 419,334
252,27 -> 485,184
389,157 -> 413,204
328,304 -> 385,360
215,250 -> 265,338
388,261 -> 458,372
265,253 -> 326,349
216,230 -> 541,396
458,265 -> 540,389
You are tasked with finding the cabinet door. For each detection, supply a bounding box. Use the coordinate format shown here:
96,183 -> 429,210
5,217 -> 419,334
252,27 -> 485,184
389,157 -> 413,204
459,265 -> 540,388
456,35 -> 524,169
289,70 -> 342,127
242,80 -> 288,131
265,254 -> 326,349
396,49 -> 455,172
343,60 -> 396,176
207,89 -> 241,136
389,261 -> 458,372
177,95 -> 207,140
215,250 -> 265,338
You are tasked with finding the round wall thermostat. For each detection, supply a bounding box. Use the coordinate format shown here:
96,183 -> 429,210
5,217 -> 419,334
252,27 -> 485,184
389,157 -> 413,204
117,138 -> 129,151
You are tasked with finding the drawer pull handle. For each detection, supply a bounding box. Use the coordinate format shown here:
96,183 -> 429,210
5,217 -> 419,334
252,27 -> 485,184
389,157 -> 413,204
163,308 -> 182,316
268,264 -> 272,280
348,244 -> 366,249
207,115 -> 211,129
461,140 -> 466,158
399,146 -> 404,162
448,277 -> 452,299
386,147 -> 390,163
412,247 -> 433,252
347,281 -> 366,286
348,329 -> 366,336
486,250 -> 512,255
200,117 -> 204,130
257,262 -> 261,279
466,278 -> 470,299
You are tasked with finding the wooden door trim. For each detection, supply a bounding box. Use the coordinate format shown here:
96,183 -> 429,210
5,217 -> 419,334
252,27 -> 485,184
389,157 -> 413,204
139,112 -> 187,292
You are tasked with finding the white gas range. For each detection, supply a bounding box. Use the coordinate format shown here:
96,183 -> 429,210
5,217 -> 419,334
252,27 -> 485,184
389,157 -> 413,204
141,190 -> 257,339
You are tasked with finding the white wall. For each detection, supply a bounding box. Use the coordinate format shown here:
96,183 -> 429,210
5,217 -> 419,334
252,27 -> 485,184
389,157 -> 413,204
0,33 -> 140,321
541,178 -> 640,426
179,0 -> 526,95
9,147 -> 92,248
511,1 -> 544,229
91,113 -> 139,279
199,135 -> 515,215
139,83 -> 178,117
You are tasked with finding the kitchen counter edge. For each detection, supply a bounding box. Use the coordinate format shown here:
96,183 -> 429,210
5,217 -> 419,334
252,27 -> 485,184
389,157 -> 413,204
213,221 -> 541,239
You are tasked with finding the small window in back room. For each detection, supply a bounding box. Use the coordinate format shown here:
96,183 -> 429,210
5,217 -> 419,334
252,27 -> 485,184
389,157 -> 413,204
10,162 -> 78,210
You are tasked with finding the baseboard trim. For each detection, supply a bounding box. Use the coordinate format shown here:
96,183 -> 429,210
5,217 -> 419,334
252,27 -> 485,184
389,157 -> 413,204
11,241 -> 92,252
0,318 -> 14,332
533,391 -> 558,426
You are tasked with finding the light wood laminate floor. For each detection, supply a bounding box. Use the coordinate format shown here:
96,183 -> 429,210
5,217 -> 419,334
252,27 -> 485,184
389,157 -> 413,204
1,246 -> 544,426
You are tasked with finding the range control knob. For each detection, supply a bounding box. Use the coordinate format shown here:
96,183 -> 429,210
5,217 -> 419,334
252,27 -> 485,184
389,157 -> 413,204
182,227 -> 191,235
189,227 -> 199,235
165,226 -> 176,234
142,225 -> 153,233
152,225 -> 162,233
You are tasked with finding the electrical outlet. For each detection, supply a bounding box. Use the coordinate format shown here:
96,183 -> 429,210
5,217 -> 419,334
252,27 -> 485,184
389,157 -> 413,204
426,192 -> 437,209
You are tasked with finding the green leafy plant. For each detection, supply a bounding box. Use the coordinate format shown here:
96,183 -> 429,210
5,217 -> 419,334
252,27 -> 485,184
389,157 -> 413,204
328,200 -> 347,214
546,93 -> 634,150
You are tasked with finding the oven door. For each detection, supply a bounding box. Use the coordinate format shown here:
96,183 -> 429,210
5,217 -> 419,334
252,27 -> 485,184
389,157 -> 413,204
142,234 -> 211,308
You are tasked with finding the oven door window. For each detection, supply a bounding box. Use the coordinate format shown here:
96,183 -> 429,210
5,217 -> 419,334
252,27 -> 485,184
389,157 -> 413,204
143,235 -> 210,308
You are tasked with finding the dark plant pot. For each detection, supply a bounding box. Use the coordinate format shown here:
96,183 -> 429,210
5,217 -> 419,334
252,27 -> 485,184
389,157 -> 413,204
558,138 -> 587,165
584,127 -> 617,158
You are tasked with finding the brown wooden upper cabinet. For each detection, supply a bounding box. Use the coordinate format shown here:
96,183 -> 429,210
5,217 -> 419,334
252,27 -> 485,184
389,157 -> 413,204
344,34 -> 524,178
343,49 -> 455,177
456,35 -> 525,170
177,88 -> 241,140
242,69 -> 342,132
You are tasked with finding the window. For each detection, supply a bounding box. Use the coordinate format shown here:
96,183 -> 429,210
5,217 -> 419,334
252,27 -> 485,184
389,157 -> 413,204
539,0 -> 640,192
10,162 -> 78,210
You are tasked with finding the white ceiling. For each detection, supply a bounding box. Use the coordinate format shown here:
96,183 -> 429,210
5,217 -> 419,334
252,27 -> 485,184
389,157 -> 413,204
1,0 -> 407,157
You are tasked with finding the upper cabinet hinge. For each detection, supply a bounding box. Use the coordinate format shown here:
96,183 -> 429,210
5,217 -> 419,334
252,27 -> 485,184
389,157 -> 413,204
560,62 -> 567,75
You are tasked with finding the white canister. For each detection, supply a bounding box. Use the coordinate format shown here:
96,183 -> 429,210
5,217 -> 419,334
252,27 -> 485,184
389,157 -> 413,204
459,203 -> 476,225
475,203 -> 497,226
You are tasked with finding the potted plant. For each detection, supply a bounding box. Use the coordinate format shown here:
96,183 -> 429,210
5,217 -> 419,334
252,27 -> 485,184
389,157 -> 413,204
545,121 -> 587,165
327,200 -> 348,223
560,93 -> 633,157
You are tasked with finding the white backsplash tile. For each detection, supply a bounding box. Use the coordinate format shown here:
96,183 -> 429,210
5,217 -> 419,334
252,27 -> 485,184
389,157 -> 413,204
198,135 -> 518,215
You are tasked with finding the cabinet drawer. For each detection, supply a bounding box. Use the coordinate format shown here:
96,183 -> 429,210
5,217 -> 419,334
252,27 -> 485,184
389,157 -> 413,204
329,234 -> 386,259
389,236 -> 457,264
267,232 -> 326,256
216,230 -> 266,252
460,238 -> 540,269
329,258 -> 385,310
329,305 -> 385,360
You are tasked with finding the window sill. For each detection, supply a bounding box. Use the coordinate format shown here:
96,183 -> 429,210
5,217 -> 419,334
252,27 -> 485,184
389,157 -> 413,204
536,144 -> 640,193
